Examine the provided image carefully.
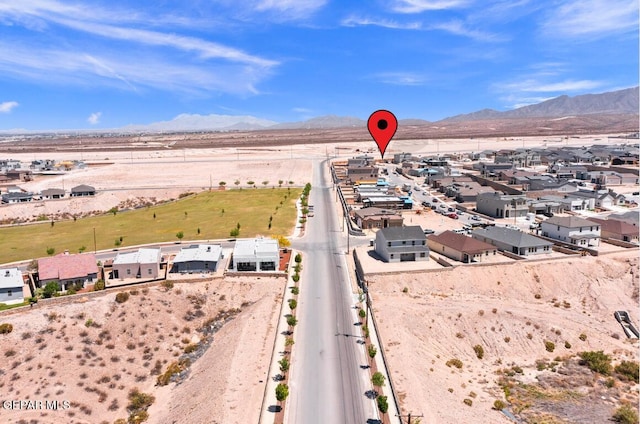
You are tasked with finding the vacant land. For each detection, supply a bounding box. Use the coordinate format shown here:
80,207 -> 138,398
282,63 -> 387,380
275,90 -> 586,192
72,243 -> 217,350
369,251 -> 639,424
0,276 -> 284,424
0,188 -> 301,263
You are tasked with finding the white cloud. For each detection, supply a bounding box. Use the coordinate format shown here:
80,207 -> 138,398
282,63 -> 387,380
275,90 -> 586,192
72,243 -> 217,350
391,0 -> 471,13
374,72 -> 427,86
429,20 -> 505,42
542,0 -> 638,38
0,101 -> 18,113
292,107 -> 313,114
499,79 -> 604,93
341,16 -> 422,29
255,0 -> 327,19
87,112 -> 101,125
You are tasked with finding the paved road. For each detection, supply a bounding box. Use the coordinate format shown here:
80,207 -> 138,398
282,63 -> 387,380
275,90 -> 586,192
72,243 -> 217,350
289,159 -> 374,424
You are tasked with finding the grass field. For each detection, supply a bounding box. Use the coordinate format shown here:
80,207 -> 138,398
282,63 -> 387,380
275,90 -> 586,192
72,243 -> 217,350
0,187 -> 302,264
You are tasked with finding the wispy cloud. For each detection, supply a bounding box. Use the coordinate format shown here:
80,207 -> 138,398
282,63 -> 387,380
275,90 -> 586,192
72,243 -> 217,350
87,112 -> 101,125
391,0 -> 471,13
541,0 -> 639,38
341,16 -> 422,30
292,107 -> 313,114
499,79 -> 604,93
0,1 -> 278,94
373,72 -> 428,86
0,101 -> 18,113
430,20 -> 506,42
254,0 -> 327,19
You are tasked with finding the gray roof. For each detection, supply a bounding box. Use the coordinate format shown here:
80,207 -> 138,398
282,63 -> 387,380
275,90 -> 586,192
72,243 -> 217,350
113,248 -> 161,265
0,268 -> 22,289
173,244 -> 222,263
543,216 -> 597,228
378,225 -> 426,241
471,226 -> 553,248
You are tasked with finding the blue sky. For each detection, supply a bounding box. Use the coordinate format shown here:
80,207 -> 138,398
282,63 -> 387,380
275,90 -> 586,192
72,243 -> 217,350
0,0 -> 637,130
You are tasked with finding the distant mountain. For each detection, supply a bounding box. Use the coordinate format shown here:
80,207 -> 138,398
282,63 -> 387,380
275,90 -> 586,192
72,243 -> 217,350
122,113 -> 278,132
271,115 -> 365,129
399,118 -> 431,125
442,86 -> 639,122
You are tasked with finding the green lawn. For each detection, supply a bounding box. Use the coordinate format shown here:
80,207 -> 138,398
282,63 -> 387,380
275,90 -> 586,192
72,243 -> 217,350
0,188 -> 302,264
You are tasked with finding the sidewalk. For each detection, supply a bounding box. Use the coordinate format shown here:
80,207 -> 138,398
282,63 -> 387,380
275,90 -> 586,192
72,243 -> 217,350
258,250 -> 298,424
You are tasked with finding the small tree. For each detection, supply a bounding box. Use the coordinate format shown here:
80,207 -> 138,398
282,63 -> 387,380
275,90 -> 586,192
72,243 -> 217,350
46,247 -> 55,256
43,281 -> 60,298
262,180 -> 269,187
294,253 -> 302,263
288,299 -> 297,310
368,344 -> 377,359
285,337 -> 295,347
79,245 -> 86,253
372,371 -> 385,388
286,315 -> 298,327
176,231 -> 184,241
579,351 -> 612,375
234,180 -> 240,187
230,228 -> 240,237
377,395 -> 389,414
275,383 -> 289,402
114,238 -> 122,247
279,357 -> 290,373
278,180 -> 283,187
218,181 -> 226,187
473,344 -> 485,359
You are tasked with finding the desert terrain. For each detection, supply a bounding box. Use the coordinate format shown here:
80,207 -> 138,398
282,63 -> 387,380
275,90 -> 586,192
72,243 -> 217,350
368,250 -> 639,424
0,276 -> 284,424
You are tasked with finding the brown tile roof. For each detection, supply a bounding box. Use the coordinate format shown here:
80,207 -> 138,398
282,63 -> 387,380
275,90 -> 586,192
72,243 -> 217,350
429,230 -> 496,254
587,218 -> 638,236
38,253 -> 98,281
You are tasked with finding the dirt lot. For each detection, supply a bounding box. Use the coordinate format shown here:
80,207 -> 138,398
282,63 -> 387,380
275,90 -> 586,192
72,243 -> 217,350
0,276 -> 284,424
367,250 -> 639,424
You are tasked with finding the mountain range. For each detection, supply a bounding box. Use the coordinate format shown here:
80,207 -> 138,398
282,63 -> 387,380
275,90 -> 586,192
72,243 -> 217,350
129,86 -> 637,132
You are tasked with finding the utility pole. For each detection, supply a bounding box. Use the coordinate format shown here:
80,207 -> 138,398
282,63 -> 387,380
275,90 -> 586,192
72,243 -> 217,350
93,227 -> 97,253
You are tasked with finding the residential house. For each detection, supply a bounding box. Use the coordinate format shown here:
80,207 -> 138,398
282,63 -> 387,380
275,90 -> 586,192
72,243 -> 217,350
374,225 -> 429,263
471,226 -> 553,256
171,244 -> 223,273
472,162 -> 513,178
230,238 -> 279,272
540,216 -> 601,247
537,194 -> 594,212
569,190 -> 618,209
393,152 -> 413,164
70,184 -> 96,197
353,207 -> 403,230
476,192 -> 528,218
41,188 -> 66,200
609,210 -> 639,227
1,191 -> 33,203
0,268 -> 25,305
38,253 -> 99,291
427,230 -> 497,263
362,195 -> 413,210
112,248 -> 162,280
586,218 -> 638,243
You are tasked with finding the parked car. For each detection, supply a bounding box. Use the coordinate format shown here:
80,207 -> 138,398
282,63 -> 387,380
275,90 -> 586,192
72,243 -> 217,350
423,228 -> 435,235
432,198 -> 439,203
448,207 -> 455,212
439,204 -> 447,209
543,211 -> 554,218
421,201 -> 431,208
447,213 -> 459,219
470,215 -> 481,221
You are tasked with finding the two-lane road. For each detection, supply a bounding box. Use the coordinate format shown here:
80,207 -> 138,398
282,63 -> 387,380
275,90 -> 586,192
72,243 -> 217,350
288,159 -> 375,423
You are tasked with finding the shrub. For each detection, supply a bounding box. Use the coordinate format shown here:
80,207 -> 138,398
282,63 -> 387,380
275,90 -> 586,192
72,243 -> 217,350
614,360 -> 639,383
288,299 -> 297,310
294,253 -> 302,263
161,281 -> 174,291
377,395 -> 389,414
463,398 -> 473,406
279,357 -> 290,373
275,383 -> 289,402
359,309 -> 366,319
285,337 -> 294,347
493,400 -> 506,410
371,371 -> 385,387
564,341 -> 572,349
156,360 -> 189,386
544,341 -> 555,352
0,323 -> 14,334
578,351 -> 612,375
290,286 -> 299,295
93,280 -> 105,291
115,292 -> 130,304
286,315 -> 298,327
183,344 -> 198,354
446,358 -> 463,369
402,287 -> 408,293
230,228 -> 240,237
127,388 -> 155,412
579,333 -> 587,341
43,281 -> 60,298
612,403 -> 638,424
368,344 -> 377,359
291,273 -> 300,283
473,345 -> 484,359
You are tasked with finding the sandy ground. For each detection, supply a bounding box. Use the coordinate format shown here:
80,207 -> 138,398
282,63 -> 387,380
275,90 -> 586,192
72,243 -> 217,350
366,250 -> 639,424
0,276 -> 284,424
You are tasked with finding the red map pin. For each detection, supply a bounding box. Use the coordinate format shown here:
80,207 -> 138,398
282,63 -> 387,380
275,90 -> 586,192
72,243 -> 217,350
367,110 -> 397,159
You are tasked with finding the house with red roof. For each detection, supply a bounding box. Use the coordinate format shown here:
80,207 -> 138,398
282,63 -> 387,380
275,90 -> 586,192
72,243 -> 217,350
587,217 -> 638,244
37,252 -> 99,292
427,230 -> 497,263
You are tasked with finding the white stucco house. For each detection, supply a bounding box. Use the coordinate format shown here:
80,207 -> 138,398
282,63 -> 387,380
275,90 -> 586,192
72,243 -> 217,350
230,238 -> 279,272
112,248 -> 162,280
540,216 -> 601,247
